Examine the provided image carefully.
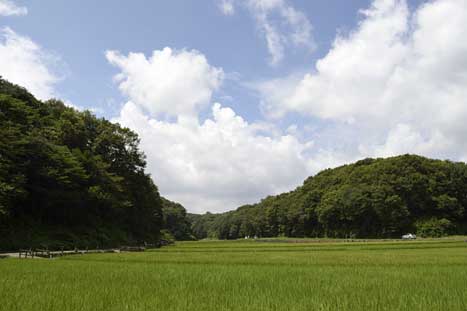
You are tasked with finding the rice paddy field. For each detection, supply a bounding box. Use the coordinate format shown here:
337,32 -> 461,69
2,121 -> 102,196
1,238 -> 466,311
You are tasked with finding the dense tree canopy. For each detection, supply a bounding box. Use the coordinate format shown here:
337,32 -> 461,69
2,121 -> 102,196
161,197 -> 194,241
0,78 -> 163,250
192,155 -> 467,239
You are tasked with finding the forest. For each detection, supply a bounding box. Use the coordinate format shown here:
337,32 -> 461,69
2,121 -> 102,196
191,155 -> 467,239
0,78 -> 170,250
1,78 -> 467,251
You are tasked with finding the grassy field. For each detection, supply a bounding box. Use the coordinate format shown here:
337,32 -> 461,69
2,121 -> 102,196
1,238 -> 466,311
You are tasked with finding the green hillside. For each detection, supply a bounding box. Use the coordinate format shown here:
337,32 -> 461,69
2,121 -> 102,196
0,78 -> 164,250
192,155 -> 467,239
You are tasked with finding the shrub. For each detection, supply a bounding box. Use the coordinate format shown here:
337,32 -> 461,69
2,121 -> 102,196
415,218 -> 454,237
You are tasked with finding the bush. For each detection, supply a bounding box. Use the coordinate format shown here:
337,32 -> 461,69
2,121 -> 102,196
415,218 -> 454,237
159,230 -> 175,243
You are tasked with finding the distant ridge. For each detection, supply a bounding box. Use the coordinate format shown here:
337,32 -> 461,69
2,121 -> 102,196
190,154 -> 467,239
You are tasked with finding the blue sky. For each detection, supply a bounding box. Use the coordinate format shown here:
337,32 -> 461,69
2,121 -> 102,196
4,0 -> 373,119
1,0 -> 466,213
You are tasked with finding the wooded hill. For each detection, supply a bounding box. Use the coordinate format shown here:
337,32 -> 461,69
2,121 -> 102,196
0,78 -> 175,251
191,155 -> 467,239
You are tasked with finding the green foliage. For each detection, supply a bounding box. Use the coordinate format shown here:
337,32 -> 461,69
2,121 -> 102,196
188,212 -> 219,239
416,218 -> 455,237
159,229 -> 175,243
0,78 -> 163,250
192,154 -> 467,239
161,197 -> 194,240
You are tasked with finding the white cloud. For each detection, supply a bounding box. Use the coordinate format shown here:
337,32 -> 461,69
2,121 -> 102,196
359,124 -> 454,159
218,0 -> 315,65
257,0 -> 467,160
106,48 -> 224,118
219,0 -> 235,15
0,27 -> 61,100
109,48 -> 315,212
115,101 -> 314,213
0,0 -> 27,16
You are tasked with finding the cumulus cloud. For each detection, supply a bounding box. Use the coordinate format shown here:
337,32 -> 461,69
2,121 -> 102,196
109,48 -> 316,212
106,48 -> 224,118
0,0 -> 27,16
257,0 -> 467,159
115,101 -> 313,213
0,27 -> 61,100
218,0 -> 315,65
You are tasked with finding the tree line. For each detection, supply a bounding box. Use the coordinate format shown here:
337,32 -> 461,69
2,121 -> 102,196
190,155 -> 467,239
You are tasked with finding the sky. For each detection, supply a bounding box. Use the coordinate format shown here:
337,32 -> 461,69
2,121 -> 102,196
1,0 -> 466,213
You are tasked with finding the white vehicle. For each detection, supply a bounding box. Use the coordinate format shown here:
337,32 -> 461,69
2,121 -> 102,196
402,233 -> 416,240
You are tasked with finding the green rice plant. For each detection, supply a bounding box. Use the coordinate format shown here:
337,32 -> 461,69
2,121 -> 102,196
0,238 -> 466,311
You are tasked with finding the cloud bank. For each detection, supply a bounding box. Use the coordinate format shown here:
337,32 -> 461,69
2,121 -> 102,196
108,48 -> 314,212
258,0 -> 467,160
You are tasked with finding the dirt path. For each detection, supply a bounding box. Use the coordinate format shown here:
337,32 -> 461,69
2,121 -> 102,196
0,249 -> 121,259
0,252 -> 22,259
